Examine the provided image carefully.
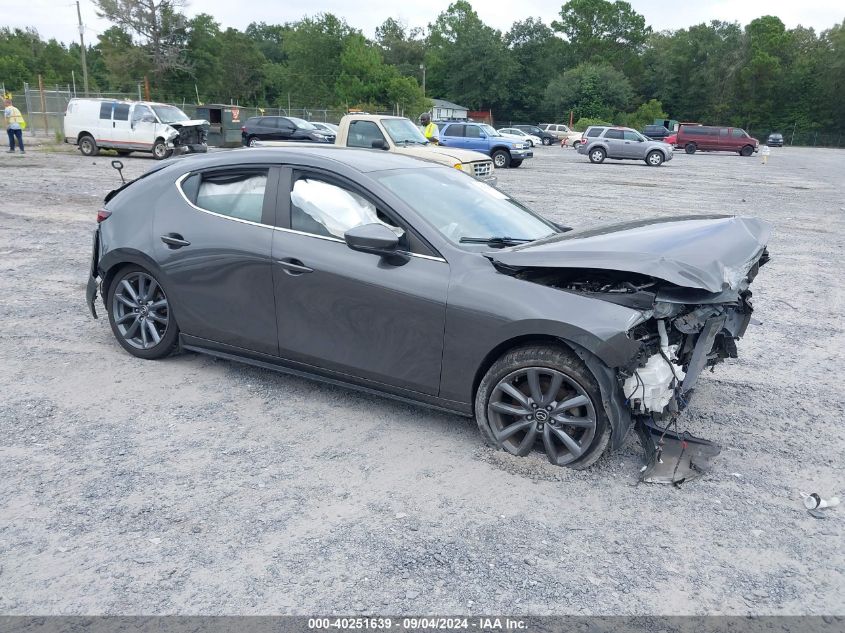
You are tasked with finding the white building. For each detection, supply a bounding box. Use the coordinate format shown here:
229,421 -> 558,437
431,98 -> 468,121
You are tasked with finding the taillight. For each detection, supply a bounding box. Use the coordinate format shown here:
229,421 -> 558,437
97,209 -> 112,223
241,126 -> 246,133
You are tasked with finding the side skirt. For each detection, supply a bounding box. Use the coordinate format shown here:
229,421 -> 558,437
180,334 -> 473,418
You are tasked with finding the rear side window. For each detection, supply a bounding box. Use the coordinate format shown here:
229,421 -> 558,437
347,120 -> 386,148
604,129 -> 623,140
444,125 -> 465,137
183,169 -> 269,224
99,102 -> 113,119
113,103 -> 130,121
586,128 -> 603,137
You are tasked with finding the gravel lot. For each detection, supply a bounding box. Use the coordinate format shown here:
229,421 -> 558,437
0,143 -> 843,616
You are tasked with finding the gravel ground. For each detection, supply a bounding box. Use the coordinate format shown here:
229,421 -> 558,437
0,143 -> 843,616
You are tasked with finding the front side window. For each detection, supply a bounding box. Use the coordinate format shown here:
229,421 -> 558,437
623,130 -> 642,141
288,117 -> 316,130
731,129 -> 747,138
187,169 -> 268,223
465,125 -> 482,138
291,178 -> 399,240
373,168 -> 556,247
604,129 -> 623,140
347,120 -> 387,148
132,105 -> 152,123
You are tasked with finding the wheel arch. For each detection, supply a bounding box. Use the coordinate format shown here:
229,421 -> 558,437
100,249 -> 170,306
470,333 -> 634,450
490,145 -> 512,155
77,131 -> 94,144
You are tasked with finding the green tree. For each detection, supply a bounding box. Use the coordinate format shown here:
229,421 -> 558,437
425,1 -> 517,112
505,18 -> 568,120
375,18 -> 425,79
544,62 -> 632,120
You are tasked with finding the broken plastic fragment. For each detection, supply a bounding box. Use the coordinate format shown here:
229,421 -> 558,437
636,417 -> 721,485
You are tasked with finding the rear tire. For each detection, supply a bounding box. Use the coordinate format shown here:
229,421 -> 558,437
106,265 -> 179,360
572,140 -> 581,150
740,145 -> 753,157
685,143 -> 697,154
588,147 -> 606,163
646,150 -> 664,167
475,345 -> 611,469
79,134 -> 98,157
492,150 -> 511,168
247,136 -> 259,147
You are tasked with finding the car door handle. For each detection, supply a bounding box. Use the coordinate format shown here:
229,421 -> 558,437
160,233 -> 191,248
276,258 -> 313,275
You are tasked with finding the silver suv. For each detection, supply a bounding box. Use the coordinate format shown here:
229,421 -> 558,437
577,126 -> 673,166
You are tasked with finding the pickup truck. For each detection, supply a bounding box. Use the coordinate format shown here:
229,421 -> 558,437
257,114 -> 496,182
436,121 -> 533,168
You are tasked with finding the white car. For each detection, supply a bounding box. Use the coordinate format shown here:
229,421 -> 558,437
63,98 -> 209,160
311,121 -> 339,135
497,127 -> 543,147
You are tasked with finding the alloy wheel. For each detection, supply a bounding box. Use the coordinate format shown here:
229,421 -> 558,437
487,367 -> 597,466
112,271 -> 170,350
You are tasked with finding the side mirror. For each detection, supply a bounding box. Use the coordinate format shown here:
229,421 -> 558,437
371,139 -> 388,150
344,223 -> 400,256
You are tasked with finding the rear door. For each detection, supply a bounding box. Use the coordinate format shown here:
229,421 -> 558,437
153,165 -> 281,355
439,124 -> 465,148
602,128 -> 624,157
270,168 -> 449,395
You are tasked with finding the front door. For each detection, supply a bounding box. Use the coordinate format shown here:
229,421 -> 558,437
622,130 -> 644,158
129,104 -> 157,151
153,165 -> 281,356
271,171 -> 449,395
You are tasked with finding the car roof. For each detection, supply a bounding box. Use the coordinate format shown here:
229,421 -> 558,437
159,146 -> 442,174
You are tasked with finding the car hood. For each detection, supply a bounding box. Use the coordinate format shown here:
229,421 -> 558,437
167,119 -> 210,129
487,215 -> 771,293
393,145 -> 491,164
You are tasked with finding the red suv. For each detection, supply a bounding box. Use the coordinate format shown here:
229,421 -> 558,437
676,125 -> 759,156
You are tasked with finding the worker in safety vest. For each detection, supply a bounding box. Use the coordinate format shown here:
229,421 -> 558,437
420,112 -> 439,144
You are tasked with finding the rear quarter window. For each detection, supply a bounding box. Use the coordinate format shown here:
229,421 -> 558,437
586,128 -> 603,137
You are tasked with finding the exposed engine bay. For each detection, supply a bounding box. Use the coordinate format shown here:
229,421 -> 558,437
511,249 -> 769,483
165,120 -> 209,154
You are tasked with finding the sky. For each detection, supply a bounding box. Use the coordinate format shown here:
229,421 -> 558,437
10,0 -> 845,45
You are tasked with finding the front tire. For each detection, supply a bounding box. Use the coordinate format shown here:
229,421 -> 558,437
740,145 -> 754,157
588,147 -> 606,163
107,265 -> 179,360
79,134 -> 98,157
492,150 -> 511,168
475,345 -> 611,469
646,150 -> 664,167
152,139 -> 171,160
542,137 -> 551,146
510,160 -> 523,168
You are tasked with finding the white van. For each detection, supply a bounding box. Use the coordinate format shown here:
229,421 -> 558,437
64,99 -> 209,159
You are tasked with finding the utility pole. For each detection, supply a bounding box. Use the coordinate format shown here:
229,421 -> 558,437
420,64 -> 426,96
76,1 -> 89,95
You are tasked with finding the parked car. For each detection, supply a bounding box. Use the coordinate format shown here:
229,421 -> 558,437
539,123 -> 583,148
642,124 -> 672,141
497,127 -> 543,147
437,122 -> 533,168
766,132 -> 784,147
86,147 -> 770,470
241,116 -> 335,146
578,126 -> 674,166
257,114 -> 496,183
512,124 -> 557,146
676,125 -> 759,156
64,98 -> 209,159
311,121 -> 339,135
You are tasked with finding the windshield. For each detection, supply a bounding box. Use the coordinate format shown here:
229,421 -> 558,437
288,117 -> 317,130
373,168 -> 556,246
383,118 -> 429,145
152,105 -> 189,124
480,124 -> 500,137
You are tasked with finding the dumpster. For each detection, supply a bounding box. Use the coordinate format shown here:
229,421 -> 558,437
195,104 -> 245,147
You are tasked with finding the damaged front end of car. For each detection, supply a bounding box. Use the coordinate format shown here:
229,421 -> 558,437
488,215 -> 772,483
164,120 -> 210,154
